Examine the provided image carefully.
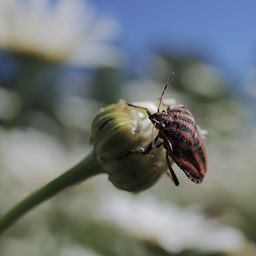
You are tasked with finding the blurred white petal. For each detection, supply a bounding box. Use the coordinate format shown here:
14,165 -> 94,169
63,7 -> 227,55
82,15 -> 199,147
0,0 -> 120,66
0,88 -> 21,120
94,192 -> 245,253
0,128 -> 86,195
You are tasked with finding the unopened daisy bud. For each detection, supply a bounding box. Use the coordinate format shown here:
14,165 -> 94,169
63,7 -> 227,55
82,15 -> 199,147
90,100 -> 167,192
0,101 -> 171,234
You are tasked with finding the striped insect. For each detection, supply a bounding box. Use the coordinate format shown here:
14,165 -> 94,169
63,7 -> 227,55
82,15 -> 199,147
126,73 -> 207,186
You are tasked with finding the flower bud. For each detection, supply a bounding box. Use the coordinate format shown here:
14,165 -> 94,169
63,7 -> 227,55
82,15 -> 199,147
90,100 -> 168,192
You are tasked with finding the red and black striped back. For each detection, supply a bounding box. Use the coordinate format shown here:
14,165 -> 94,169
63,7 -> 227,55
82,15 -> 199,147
149,105 -> 207,183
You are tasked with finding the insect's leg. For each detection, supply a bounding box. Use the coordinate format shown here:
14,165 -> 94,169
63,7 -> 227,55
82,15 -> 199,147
167,105 -> 172,112
127,103 -> 152,116
154,141 -> 163,149
160,102 -> 171,109
162,136 -> 178,185
159,101 -> 175,112
119,135 -> 159,160
143,135 -> 160,154
166,151 -> 179,186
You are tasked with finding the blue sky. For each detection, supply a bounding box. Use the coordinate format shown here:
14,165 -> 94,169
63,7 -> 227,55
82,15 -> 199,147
93,0 -> 256,85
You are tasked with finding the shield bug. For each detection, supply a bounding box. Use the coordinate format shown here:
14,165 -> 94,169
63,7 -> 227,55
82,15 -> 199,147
124,73 -> 207,186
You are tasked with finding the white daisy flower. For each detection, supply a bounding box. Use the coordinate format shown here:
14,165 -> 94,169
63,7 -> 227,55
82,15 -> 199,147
0,0 -> 120,66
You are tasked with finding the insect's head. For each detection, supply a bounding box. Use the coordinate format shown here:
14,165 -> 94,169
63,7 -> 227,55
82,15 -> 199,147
149,112 -> 171,130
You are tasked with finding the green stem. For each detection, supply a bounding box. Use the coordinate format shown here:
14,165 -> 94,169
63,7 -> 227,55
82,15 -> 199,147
0,151 -> 102,235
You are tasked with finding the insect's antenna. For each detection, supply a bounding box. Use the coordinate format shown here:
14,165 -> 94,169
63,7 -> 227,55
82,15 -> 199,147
157,72 -> 175,112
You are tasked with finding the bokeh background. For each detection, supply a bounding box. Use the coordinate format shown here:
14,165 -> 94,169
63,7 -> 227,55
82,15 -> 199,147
0,0 -> 256,255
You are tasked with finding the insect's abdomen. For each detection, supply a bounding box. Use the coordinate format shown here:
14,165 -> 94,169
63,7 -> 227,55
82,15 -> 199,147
163,105 -> 207,183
